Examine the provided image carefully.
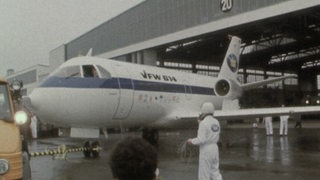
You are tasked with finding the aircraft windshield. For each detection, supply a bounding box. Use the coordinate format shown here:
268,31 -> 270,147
82,65 -> 112,79
51,65 -> 111,79
97,65 -> 111,79
82,65 -> 99,78
0,85 -> 13,121
52,66 -> 81,78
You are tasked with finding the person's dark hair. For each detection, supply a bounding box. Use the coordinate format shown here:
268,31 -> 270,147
109,136 -> 158,180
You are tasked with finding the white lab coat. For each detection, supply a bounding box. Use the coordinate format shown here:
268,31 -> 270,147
280,115 -> 289,135
264,116 -> 273,135
191,115 -> 222,180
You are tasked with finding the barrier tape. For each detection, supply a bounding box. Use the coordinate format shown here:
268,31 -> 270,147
30,145 -> 102,158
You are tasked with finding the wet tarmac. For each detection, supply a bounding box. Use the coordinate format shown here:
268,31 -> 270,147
29,122 -> 320,180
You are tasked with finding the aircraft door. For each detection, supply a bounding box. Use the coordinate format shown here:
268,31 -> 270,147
112,63 -> 134,119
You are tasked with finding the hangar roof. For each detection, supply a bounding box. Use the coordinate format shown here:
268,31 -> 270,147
161,5 -> 320,75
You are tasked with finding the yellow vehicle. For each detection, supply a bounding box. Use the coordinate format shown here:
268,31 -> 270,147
0,78 -> 28,180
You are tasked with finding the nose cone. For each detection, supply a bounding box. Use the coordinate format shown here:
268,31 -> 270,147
28,87 -> 64,126
28,83 -> 120,128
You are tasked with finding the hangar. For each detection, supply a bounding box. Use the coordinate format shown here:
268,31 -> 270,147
50,0 -> 320,108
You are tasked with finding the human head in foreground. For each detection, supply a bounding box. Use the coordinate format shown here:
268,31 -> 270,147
109,136 -> 158,180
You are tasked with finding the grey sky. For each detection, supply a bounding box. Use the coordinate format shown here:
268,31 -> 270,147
0,0 -> 143,76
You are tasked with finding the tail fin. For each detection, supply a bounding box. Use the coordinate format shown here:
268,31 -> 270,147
218,36 -> 241,80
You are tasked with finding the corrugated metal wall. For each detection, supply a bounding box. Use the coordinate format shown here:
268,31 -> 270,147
7,70 -> 37,85
66,0 -> 290,59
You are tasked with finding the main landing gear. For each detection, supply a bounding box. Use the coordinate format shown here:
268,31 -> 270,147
83,141 -> 101,158
142,128 -> 159,147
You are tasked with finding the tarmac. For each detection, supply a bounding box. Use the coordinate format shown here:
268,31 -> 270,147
28,120 -> 320,180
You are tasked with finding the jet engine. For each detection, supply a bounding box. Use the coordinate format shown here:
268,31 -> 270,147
214,79 -> 242,99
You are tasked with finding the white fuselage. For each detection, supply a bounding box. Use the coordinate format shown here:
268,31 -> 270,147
29,36 -> 244,132
30,57 -> 224,129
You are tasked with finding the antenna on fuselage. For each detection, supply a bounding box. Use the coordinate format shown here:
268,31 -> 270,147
86,48 -> 93,56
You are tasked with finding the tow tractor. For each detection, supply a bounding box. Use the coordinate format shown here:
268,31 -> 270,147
0,78 -> 29,180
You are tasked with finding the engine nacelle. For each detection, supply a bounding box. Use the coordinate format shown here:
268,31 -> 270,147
214,79 -> 242,99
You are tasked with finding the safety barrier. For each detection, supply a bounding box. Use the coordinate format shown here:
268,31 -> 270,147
30,144 -> 102,160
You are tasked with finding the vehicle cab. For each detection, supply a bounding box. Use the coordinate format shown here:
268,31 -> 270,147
0,78 -> 28,180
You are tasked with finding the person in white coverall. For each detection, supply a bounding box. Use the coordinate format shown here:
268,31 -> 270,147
264,116 -> 273,136
279,105 -> 289,136
279,114 -> 288,136
30,112 -> 38,139
187,102 -> 222,180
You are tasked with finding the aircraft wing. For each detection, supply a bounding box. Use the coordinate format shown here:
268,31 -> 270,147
167,106 -> 320,127
241,75 -> 296,91
214,106 -> 320,120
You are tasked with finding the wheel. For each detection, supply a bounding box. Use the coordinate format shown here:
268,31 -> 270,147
83,141 -> 91,158
142,128 -> 159,147
150,129 -> 159,147
91,141 -> 100,158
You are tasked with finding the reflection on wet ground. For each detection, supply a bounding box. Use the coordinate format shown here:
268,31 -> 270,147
220,128 -> 320,180
29,127 -> 320,180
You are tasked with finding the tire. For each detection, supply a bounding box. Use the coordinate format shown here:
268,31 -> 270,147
83,141 -> 91,158
91,141 -> 100,158
142,128 -> 159,147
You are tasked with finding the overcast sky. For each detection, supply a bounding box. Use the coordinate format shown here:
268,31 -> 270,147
0,0 -> 143,76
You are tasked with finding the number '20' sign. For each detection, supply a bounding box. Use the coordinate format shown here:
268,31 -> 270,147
220,0 -> 233,12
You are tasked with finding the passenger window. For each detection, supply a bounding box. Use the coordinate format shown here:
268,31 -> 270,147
97,65 -> 111,79
82,65 -> 99,78
53,66 -> 81,78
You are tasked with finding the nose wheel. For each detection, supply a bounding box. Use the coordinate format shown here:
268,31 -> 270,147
83,141 -> 101,158
91,141 -> 100,158
142,128 -> 159,147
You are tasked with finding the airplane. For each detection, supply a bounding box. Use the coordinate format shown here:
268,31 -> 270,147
27,36 -> 320,153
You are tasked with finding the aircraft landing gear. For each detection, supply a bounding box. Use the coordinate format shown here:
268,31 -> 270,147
83,141 -> 101,158
91,141 -> 100,158
142,128 -> 159,147
83,141 -> 91,158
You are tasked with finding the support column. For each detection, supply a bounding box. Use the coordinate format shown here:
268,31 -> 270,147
136,51 -> 143,64
142,49 -> 157,66
192,61 -> 197,73
129,50 -> 157,66
243,67 -> 247,84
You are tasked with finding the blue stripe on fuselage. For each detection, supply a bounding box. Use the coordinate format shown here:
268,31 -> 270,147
40,76 -> 215,95
40,76 -> 120,89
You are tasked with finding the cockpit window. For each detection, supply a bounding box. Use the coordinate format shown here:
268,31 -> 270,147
0,85 -> 12,121
97,65 -> 111,79
82,65 -> 99,78
52,66 -> 81,78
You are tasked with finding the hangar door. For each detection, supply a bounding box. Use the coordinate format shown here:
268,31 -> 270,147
112,63 -> 134,119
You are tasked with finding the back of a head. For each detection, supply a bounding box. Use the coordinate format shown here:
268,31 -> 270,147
201,102 -> 215,115
109,136 -> 158,180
